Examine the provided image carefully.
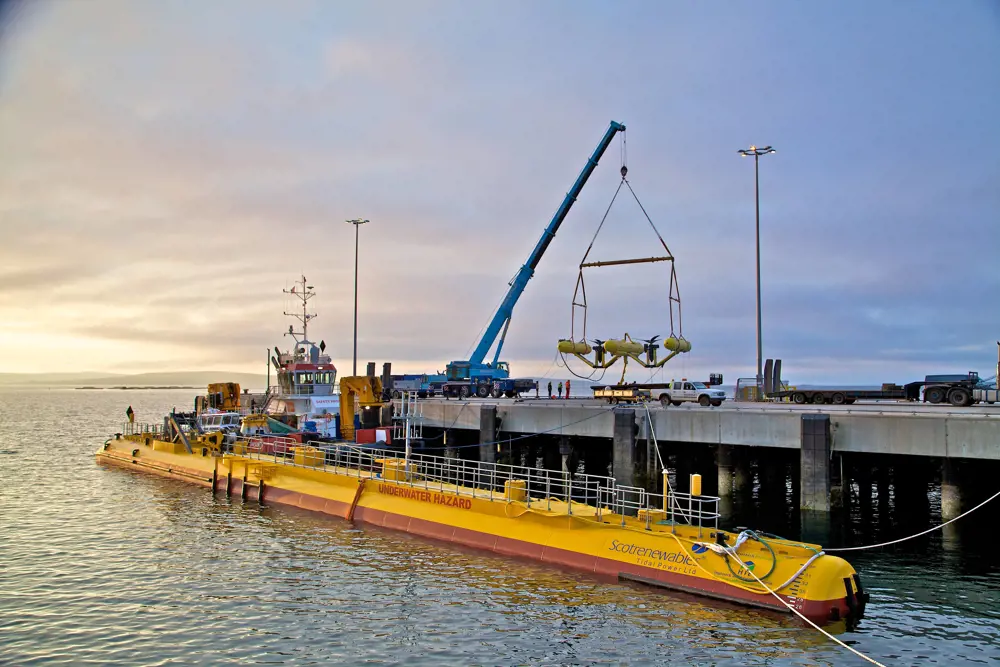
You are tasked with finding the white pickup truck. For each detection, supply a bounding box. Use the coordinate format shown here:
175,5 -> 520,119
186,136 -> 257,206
656,380 -> 727,407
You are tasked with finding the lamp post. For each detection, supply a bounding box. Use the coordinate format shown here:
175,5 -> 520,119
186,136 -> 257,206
345,218 -> 369,376
737,145 -> 775,399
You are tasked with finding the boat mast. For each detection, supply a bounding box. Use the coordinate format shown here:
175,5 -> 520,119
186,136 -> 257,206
283,275 -> 316,346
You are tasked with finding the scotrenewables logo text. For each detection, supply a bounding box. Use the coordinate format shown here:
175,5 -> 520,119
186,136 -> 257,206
608,539 -> 694,567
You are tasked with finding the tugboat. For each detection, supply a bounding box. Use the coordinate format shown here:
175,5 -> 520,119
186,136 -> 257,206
265,276 -> 340,438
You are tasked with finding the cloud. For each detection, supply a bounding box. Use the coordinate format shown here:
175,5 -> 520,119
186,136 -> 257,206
0,1 -> 997,384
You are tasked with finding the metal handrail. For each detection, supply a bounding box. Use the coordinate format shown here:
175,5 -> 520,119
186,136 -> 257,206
121,424 -> 720,526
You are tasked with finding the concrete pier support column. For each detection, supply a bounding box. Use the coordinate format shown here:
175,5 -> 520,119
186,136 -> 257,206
559,436 -> 572,474
941,458 -> 962,521
800,414 -> 832,512
830,453 -> 845,509
612,408 -> 638,489
733,448 -> 753,495
444,429 -> 457,460
479,405 -> 497,465
674,446 -> 692,494
542,439 -> 561,472
716,445 -> 734,498
894,459 -> 930,523
760,457 -> 785,506
854,457 -> 873,512
523,442 -> 538,470
583,440 -> 611,478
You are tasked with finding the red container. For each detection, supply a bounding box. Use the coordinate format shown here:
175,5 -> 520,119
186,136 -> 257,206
355,428 -> 392,445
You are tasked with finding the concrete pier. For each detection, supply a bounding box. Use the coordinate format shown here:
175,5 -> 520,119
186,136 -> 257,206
800,414 -> 832,512
410,397 -> 1000,513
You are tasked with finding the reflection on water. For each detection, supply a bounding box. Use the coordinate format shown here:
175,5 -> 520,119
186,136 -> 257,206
1,388 -> 998,666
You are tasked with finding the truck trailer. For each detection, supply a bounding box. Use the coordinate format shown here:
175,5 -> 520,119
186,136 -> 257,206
770,372 -> 988,407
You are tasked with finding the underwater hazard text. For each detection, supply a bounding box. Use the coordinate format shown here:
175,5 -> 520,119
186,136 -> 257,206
608,539 -> 698,576
376,483 -> 473,510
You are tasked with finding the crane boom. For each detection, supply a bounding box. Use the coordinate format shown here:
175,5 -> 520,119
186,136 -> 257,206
448,120 -> 626,380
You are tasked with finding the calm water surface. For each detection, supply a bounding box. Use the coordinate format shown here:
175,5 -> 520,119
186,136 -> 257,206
1,388 -> 998,666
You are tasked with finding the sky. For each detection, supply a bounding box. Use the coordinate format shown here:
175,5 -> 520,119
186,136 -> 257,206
0,0 -> 998,385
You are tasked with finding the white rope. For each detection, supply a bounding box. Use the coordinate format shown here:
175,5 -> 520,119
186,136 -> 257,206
694,534 -> 825,593
726,550 -> 887,667
642,403 -> 878,665
639,403 -> 693,521
826,488 -> 1000,552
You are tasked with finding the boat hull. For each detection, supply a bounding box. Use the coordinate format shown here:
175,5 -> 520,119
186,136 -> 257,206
96,436 -> 865,623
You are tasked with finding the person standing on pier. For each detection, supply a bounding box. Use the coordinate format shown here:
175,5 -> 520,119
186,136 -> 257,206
547,381 -> 552,398
565,379 -> 571,399
557,381 -> 563,398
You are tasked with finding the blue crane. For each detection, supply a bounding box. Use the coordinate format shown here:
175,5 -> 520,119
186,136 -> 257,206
445,120 -> 626,386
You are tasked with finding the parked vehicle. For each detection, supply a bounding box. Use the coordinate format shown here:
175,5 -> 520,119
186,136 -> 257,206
770,372 -> 990,407
656,380 -> 727,407
593,386 -> 652,404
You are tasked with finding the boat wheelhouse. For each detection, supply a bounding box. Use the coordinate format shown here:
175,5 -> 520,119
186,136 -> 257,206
267,276 -> 340,436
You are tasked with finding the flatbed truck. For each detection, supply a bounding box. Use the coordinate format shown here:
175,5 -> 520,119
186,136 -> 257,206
770,372 -> 989,407
593,386 -> 652,404
592,375 -> 726,407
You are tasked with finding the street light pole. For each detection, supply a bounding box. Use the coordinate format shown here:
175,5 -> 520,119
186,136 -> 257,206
345,218 -> 369,376
737,145 -> 775,399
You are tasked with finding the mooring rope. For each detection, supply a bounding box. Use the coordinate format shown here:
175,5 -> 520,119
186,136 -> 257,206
725,549 -> 888,667
825,488 -> 1000,552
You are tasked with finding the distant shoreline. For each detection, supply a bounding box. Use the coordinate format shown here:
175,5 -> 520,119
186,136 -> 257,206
75,386 -> 198,390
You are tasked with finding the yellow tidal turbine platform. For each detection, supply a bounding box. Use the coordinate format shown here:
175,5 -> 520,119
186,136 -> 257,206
557,339 -> 592,355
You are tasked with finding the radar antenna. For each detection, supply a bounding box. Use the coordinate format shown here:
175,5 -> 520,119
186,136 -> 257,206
283,275 -> 316,346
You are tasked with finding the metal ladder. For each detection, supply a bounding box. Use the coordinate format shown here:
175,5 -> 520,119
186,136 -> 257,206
392,391 -> 424,451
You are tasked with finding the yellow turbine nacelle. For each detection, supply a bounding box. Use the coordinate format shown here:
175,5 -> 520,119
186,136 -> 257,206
664,336 -> 692,353
603,339 -> 645,356
557,339 -> 592,355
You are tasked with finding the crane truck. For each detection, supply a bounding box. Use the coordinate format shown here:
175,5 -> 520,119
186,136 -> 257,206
437,120 -> 628,399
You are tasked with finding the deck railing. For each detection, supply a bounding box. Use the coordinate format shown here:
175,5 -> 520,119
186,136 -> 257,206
231,440 -> 720,529
119,424 -> 720,529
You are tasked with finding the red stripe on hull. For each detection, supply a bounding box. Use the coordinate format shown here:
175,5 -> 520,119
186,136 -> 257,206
98,453 -> 849,622
252,482 -> 848,622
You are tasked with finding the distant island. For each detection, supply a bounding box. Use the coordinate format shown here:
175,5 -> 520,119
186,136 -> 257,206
1,370 -> 267,390
76,385 -> 198,390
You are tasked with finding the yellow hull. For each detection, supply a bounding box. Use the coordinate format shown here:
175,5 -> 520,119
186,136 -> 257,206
96,435 -> 867,622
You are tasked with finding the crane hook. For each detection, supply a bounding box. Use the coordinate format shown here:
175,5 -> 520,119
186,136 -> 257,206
620,165 -> 628,179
